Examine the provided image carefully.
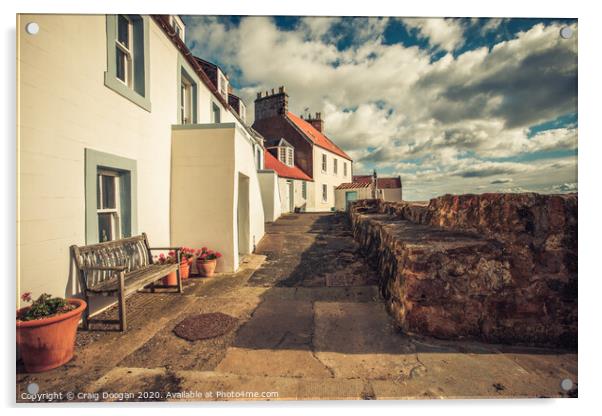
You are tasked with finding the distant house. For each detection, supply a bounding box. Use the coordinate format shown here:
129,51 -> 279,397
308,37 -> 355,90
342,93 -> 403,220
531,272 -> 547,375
335,172 -> 402,211
17,14 -> 274,315
252,87 -> 353,212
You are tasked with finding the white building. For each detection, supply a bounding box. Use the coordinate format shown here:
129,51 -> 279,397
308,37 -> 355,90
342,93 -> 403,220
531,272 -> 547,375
335,173 -> 403,211
17,14 -> 270,313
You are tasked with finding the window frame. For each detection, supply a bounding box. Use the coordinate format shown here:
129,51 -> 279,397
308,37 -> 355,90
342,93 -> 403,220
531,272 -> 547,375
334,158 -> 338,175
115,15 -> 133,87
322,184 -> 328,202
343,161 -> 348,177
180,76 -> 193,124
321,154 -> 327,173
211,102 -> 221,123
97,170 -> 122,242
302,181 -> 307,199
104,15 -> 151,112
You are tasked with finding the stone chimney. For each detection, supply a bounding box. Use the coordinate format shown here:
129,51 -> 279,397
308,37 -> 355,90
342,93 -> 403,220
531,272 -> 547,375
306,112 -> 324,132
254,85 -> 288,120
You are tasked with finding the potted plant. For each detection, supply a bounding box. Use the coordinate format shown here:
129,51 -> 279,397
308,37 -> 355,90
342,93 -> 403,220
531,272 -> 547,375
179,247 -> 195,279
168,249 -> 190,280
16,292 -> 86,373
195,247 -> 222,277
155,253 -> 178,286
182,247 -> 195,266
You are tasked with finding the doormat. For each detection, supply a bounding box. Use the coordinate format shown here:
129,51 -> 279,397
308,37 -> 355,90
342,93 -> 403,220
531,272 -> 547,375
173,313 -> 239,341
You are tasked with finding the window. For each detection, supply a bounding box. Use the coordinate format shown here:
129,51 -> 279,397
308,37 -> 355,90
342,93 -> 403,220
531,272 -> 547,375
322,184 -> 328,202
97,170 -> 121,242
302,181 -> 307,199
171,17 -> 184,40
218,73 -> 228,99
343,162 -> 348,177
212,102 -> 221,123
239,101 -> 246,123
180,77 -> 193,124
277,145 -> 294,166
105,15 -> 150,111
255,146 -> 263,170
322,154 -> 327,172
116,15 -> 133,87
334,158 -> 338,175
85,149 -> 137,244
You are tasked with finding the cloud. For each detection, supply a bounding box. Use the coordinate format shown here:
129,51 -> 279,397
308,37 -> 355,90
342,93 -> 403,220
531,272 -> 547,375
401,18 -> 465,52
184,17 -> 578,200
490,178 -> 513,184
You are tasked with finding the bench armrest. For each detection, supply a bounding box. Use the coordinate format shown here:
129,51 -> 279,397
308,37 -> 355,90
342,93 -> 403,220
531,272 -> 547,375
81,265 -> 127,271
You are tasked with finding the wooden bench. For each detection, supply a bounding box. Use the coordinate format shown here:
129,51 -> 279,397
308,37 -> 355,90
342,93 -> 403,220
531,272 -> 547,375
71,233 -> 182,331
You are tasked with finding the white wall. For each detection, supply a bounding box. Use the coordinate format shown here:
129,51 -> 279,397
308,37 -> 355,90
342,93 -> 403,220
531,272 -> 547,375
258,171 -> 282,222
278,178 -> 308,213
335,187 -> 372,211
17,15 -> 179,303
382,188 -> 403,202
234,126 -> 266,258
171,124 -> 265,273
308,147 -> 353,212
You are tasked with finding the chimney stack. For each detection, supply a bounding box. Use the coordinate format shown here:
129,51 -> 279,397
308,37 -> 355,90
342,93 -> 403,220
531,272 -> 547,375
306,111 -> 324,132
254,85 -> 289,121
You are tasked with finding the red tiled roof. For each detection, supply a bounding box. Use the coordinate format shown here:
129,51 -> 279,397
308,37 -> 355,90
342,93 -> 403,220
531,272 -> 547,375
286,112 -> 352,161
264,150 -> 312,181
336,182 -> 370,190
353,175 -> 402,189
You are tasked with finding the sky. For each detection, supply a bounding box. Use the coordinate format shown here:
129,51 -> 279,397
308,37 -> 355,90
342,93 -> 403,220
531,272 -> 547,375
182,16 -> 577,201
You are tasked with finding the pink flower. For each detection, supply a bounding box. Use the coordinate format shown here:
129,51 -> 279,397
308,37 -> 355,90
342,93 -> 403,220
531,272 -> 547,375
21,292 -> 32,302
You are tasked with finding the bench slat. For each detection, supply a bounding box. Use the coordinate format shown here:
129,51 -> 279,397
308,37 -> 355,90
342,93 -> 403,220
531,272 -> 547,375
87,263 -> 178,294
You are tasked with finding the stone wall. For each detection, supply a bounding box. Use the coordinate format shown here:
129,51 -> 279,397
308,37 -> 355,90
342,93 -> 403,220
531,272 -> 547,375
350,193 -> 577,348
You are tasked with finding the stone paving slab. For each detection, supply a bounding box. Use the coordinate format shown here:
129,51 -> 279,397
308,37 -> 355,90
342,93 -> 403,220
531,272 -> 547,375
215,348 -> 333,379
261,286 -> 380,303
233,299 -> 313,349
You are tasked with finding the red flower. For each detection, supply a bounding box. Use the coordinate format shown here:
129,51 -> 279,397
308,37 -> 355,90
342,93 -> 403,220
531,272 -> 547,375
215,252 -> 222,258
201,247 -> 207,252
21,292 -> 32,302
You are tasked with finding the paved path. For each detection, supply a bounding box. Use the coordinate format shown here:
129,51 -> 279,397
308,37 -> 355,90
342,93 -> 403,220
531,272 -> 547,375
17,213 -> 577,401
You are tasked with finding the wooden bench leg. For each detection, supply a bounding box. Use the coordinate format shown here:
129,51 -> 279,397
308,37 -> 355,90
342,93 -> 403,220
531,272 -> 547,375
118,272 -> 127,331
176,266 -> 183,293
82,293 -> 90,330
176,250 -> 183,294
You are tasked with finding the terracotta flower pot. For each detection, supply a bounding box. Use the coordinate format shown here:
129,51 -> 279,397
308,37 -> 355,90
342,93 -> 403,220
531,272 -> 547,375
162,270 -> 178,286
187,257 -> 194,266
180,260 -> 190,280
16,298 -> 86,373
196,259 -> 217,277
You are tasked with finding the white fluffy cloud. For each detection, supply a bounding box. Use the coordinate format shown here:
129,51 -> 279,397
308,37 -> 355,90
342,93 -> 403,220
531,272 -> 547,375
184,17 -> 578,200
401,17 -> 465,51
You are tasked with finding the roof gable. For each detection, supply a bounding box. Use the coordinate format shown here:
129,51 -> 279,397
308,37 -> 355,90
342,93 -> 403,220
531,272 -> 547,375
286,112 -> 352,161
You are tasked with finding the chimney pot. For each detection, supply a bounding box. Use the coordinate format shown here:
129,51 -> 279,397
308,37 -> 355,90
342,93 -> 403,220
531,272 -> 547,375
271,88 -> 275,95
257,92 -> 262,99
278,86 -> 284,93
